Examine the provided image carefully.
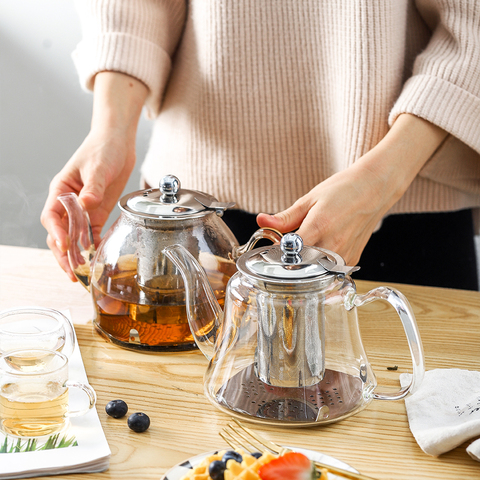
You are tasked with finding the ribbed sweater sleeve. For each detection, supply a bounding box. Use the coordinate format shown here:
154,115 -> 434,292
389,0 -> 480,153
71,0 -> 187,118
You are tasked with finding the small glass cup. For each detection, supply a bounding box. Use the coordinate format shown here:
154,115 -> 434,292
0,349 -> 96,437
0,307 -> 76,357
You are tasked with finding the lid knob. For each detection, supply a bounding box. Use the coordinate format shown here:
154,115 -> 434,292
159,175 -> 180,203
280,233 -> 303,264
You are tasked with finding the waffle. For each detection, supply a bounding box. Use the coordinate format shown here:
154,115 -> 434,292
180,449 -> 278,480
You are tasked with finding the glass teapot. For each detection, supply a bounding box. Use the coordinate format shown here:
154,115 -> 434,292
164,233 -> 425,426
58,175 -> 282,352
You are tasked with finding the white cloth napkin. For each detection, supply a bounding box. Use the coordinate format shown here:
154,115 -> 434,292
400,369 -> 480,458
467,437 -> 480,461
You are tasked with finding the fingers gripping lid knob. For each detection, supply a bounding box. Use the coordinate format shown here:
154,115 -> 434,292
280,233 -> 303,264
159,175 -> 180,203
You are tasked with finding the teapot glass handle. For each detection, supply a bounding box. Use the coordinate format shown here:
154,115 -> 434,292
57,193 -> 95,291
351,286 -> 425,400
231,228 -> 283,260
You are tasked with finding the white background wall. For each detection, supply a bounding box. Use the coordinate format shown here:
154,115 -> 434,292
1,1 -> 479,287
0,0 -> 151,248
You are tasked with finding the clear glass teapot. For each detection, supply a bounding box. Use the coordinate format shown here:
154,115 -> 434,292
164,233 -> 425,426
58,175 -> 281,352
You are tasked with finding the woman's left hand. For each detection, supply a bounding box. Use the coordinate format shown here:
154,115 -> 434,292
257,152 -> 399,265
257,114 -> 449,265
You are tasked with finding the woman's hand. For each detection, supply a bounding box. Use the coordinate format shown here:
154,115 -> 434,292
41,72 -> 148,280
41,129 -> 137,280
257,159 -> 395,265
257,114 -> 448,265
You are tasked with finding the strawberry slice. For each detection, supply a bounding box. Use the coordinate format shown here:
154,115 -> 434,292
258,452 -> 320,480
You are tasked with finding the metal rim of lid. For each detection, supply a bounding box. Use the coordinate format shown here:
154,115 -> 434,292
118,175 -> 219,220
119,189 -> 217,220
236,244 -> 346,284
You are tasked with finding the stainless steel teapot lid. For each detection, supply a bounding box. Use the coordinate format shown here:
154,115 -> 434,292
237,233 -> 359,283
119,175 -> 235,220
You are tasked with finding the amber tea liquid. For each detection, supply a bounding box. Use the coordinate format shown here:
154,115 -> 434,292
0,383 -> 68,437
91,257 -> 236,351
3,350 -> 58,373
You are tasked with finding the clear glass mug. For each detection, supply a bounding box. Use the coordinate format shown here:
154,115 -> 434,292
0,349 -> 96,437
0,307 -> 76,357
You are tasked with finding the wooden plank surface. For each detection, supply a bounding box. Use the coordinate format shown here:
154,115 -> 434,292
1,245 -> 479,479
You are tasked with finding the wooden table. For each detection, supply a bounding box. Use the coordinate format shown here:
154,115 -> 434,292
0,245 -> 479,479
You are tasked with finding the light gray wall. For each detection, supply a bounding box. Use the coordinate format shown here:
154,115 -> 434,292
0,0 -> 150,248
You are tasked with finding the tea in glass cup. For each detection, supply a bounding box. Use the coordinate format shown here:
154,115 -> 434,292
0,349 -> 96,437
0,307 -> 76,357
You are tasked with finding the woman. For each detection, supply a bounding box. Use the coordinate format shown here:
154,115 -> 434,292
41,0 -> 480,289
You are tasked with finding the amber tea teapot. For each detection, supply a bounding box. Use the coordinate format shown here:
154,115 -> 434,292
164,233 -> 425,426
58,175 -> 281,352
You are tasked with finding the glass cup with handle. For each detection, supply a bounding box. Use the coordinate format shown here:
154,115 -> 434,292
0,349 -> 96,437
0,307 -> 76,357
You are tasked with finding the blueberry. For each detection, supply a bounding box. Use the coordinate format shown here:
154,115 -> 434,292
208,460 -> 226,480
127,412 -> 150,432
105,399 -> 128,418
250,452 -> 262,459
222,450 -> 243,464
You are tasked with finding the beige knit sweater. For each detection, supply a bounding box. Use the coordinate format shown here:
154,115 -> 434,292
72,0 -> 480,216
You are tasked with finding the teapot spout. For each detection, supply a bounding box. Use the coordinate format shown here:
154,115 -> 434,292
163,245 -> 223,361
57,193 -> 95,291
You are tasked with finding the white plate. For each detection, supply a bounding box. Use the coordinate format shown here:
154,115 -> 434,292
161,446 -> 358,479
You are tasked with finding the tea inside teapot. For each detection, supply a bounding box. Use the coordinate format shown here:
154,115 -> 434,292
91,252 -> 236,350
